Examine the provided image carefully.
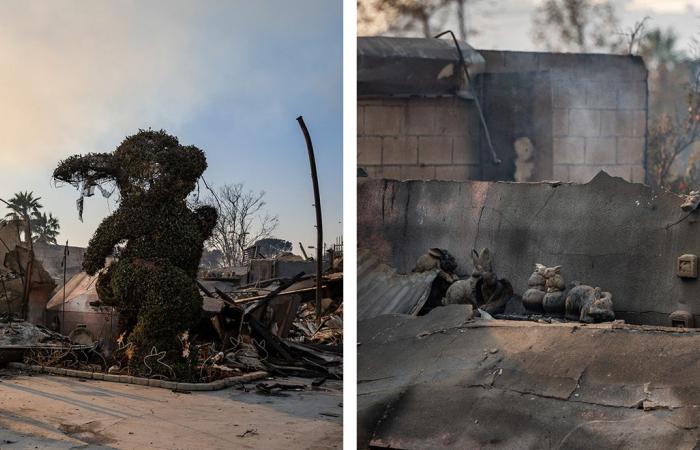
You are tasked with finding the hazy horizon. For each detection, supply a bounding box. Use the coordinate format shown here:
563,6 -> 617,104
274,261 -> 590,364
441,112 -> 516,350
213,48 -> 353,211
0,0 -> 342,251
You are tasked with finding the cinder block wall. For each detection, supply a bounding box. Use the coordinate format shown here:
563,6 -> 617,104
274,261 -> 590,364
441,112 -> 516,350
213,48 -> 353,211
358,97 -> 481,181
358,50 -> 648,184
482,51 -> 648,184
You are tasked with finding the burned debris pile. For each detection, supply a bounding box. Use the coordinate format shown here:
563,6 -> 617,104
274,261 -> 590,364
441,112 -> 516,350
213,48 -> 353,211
198,271 -> 343,381
25,129 -> 345,384
0,130 -> 343,383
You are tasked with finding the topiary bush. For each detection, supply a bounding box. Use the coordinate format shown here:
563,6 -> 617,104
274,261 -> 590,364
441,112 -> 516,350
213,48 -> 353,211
53,130 -> 217,378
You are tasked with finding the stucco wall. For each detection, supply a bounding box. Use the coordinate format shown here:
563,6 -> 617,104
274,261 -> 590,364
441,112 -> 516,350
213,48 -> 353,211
358,172 -> 698,326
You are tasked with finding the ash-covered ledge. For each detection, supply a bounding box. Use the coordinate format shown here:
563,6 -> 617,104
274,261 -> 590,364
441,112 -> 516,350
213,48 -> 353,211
7,362 -> 268,391
358,171 -> 698,326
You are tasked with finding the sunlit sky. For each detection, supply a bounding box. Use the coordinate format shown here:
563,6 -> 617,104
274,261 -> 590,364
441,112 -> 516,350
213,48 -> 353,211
0,0 -> 342,249
361,0 -> 700,52
440,0 -> 700,51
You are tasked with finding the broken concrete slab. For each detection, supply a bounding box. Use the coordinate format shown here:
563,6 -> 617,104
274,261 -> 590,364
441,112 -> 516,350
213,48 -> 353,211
358,309 -> 700,448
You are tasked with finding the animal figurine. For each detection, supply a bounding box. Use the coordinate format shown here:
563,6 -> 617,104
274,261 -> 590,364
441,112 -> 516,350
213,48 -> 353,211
443,254 -> 482,309
471,248 -> 513,315
522,263 -> 546,311
542,265 -> 566,313
414,248 -> 459,283
513,137 -> 535,182
53,130 -> 218,377
565,284 -> 615,323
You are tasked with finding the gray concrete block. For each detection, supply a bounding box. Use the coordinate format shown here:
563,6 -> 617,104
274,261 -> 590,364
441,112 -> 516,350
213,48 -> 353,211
553,81 -> 587,109
602,110 -> 646,137
357,105 -> 365,135
435,165 -> 479,182
358,136 -> 382,166
452,136 -> 479,164
362,165 -> 382,178
383,136 -> 418,165
434,98 -> 473,135
379,165 -> 402,180
552,109 -> 568,137
602,164 -> 633,180
586,81 -> 617,109
92,372 -> 104,380
364,105 -> 403,135
405,104 -> 435,135
118,375 -> 134,384
418,136 -> 452,164
132,377 -> 148,386
617,82 -> 647,110
176,383 -> 203,391
552,164 -> 570,181
103,374 -> 120,383
569,165 -> 605,183
401,165 -> 436,180
210,380 -> 227,390
585,137 -> 616,164
617,137 -> 645,165
553,137 -> 585,164
631,165 -> 646,183
568,109 -> 600,137
161,381 -> 178,390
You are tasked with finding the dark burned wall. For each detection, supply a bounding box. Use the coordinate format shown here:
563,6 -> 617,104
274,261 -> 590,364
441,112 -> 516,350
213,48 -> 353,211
358,172 -> 699,326
478,70 -> 553,181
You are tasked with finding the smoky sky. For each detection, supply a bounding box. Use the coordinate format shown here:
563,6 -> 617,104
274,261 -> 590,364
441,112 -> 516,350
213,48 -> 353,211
0,0 -> 342,248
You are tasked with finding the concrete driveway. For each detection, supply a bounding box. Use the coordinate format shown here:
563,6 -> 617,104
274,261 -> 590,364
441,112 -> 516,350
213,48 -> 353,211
0,371 -> 342,449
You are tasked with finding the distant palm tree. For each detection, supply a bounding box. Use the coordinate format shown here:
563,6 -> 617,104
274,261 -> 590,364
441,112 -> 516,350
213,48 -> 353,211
3,191 -> 42,243
31,211 -> 60,245
1,190 -> 43,320
4,191 -> 42,222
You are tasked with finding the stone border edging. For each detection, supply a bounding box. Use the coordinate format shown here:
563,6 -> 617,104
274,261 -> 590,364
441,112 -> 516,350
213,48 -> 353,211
7,362 -> 268,391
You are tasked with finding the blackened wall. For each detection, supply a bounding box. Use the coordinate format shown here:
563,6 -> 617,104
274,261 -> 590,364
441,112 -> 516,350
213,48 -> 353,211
358,172 -> 698,326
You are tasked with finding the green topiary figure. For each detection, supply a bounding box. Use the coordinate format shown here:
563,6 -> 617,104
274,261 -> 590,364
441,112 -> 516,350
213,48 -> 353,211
53,130 -> 217,378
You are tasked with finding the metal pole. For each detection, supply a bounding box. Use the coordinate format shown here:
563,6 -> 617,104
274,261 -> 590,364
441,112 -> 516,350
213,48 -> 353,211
435,29 -> 501,165
62,240 -> 68,335
296,116 -> 323,322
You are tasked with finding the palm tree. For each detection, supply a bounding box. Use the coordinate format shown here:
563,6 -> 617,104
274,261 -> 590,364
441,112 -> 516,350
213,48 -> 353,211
31,212 -> 60,245
4,191 -> 42,228
1,191 -> 42,320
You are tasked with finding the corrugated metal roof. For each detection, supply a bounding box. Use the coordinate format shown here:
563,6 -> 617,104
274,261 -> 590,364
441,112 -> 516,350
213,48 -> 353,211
358,248 -> 437,321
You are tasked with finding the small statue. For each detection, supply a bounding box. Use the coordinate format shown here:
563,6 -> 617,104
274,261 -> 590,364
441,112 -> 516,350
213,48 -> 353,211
542,265 -> 566,313
443,252 -> 482,309
522,263 -> 546,312
513,137 -> 535,182
414,248 -> 459,283
565,284 -> 615,323
472,248 -> 513,314
681,190 -> 700,212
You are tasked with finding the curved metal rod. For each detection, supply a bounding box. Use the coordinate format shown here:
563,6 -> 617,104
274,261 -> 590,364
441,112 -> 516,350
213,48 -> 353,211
435,30 -> 501,165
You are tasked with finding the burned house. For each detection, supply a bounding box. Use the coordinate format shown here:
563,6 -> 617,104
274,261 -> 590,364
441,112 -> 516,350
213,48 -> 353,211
0,217 -> 56,325
357,37 -> 700,448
